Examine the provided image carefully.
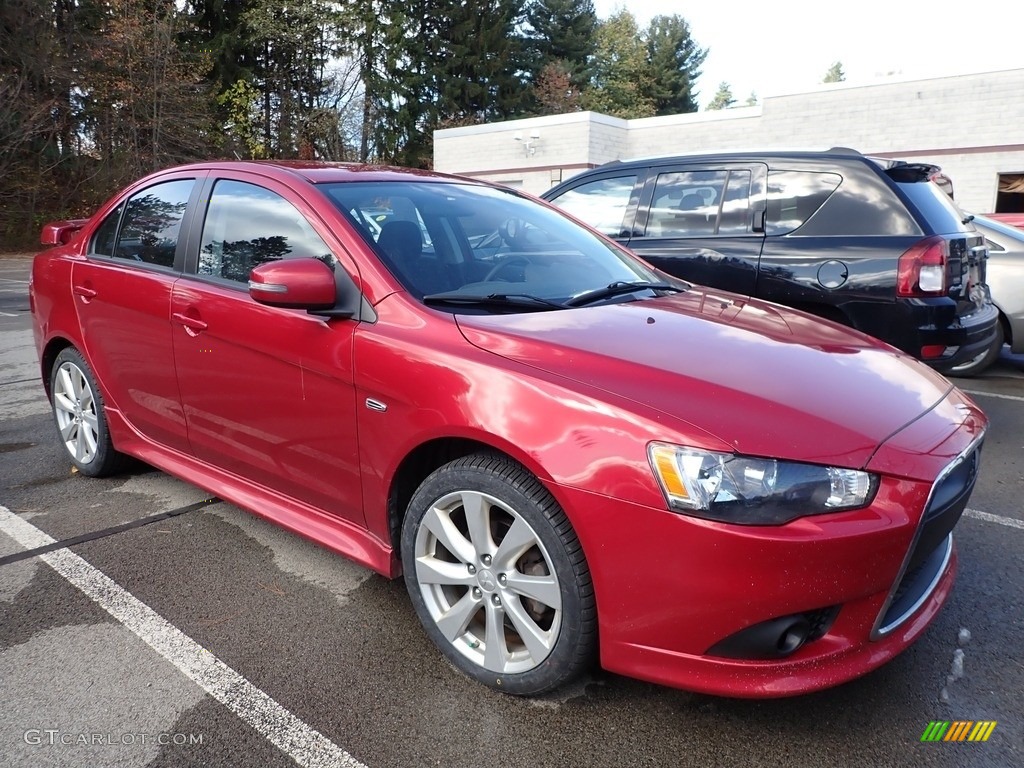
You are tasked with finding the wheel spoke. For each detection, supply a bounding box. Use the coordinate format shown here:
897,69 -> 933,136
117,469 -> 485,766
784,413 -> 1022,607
434,590 -> 481,643
503,597 -> 554,664
504,572 -> 561,610
492,516 -> 538,571
483,599 -> 509,672
69,368 -> 84,401
60,420 -> 77,442
57,367 -> 76,402
54,392 -> 76,414
422,505 -> 475,564
75,423 -> 89,461
461,491 -> 493,555
81,422 -> 98,456
415,555 -> 474,587
81,412 -> 99,432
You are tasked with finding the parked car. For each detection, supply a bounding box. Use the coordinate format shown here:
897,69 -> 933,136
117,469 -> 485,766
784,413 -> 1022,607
542,148 -> 998,375
985,212 -> 1024,229
970,214 -> 1024,357
30,161 -> 986,698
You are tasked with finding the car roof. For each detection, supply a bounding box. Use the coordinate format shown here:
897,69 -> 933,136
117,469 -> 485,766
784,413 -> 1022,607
164,160 -> 479,186
589,147 -> 868,170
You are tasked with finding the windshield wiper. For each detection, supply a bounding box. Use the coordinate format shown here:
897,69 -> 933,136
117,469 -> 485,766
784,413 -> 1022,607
565,281 -> 684,307
422,292 -> 565,311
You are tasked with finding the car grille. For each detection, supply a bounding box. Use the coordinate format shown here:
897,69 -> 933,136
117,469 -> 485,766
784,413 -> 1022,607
873,438 -> 982,637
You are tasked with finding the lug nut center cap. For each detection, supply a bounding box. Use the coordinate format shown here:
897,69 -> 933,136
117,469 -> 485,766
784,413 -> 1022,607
476,569 -> 497,592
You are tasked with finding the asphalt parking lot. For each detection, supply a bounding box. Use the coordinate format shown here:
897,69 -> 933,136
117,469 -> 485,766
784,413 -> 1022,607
1,254 -> 1021,768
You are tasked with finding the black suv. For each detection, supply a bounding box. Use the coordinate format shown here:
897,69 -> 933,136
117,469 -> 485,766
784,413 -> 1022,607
542,148 -> 999,375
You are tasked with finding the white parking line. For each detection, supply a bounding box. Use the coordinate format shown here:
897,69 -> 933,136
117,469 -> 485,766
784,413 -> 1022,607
962,389 -> 1024,403
0,504 -> 366,768
965,508 -> 1024,531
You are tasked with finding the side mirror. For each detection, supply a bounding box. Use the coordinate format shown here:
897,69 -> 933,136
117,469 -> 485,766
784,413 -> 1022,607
249,258 -> 337,311
41,219 -> 88,246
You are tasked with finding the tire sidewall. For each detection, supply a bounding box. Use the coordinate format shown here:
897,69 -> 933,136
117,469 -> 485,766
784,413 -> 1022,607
50,347 -> 117,477
401,456 -> 590,696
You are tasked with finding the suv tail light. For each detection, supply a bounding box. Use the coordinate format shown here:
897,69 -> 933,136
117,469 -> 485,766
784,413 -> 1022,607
897,236 -> 947,297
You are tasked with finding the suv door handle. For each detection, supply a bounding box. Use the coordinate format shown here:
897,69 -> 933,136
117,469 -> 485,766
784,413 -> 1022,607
172,312 -> 208,333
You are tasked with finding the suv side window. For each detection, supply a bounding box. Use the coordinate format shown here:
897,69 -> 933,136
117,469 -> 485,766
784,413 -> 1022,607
548,175 -> 637,237
766,171 -> 842,235
646,170 -> 752,237
112,180 -> 194,267
198,180 -> 333,284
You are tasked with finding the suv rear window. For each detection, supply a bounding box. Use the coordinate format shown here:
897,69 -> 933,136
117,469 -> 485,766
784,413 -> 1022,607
893,178 -> 973,234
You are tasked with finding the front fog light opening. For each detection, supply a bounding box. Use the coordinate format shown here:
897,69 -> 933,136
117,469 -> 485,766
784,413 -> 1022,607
707,606 -> 840,660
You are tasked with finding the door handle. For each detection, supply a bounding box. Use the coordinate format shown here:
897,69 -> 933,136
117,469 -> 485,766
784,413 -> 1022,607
172,312 -> 208,332
73,285 -> 97,300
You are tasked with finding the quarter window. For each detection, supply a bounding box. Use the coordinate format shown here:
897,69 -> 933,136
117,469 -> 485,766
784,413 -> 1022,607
91,203 -> 124,257
766,171 -> 842,235
113,180 -> 194,267
548,175 -> 637,236
198,180 -> 333,284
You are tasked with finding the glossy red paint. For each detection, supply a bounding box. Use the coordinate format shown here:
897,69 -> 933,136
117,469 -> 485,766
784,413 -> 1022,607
249,258 -> 337,309
40,219 -> 88,246
985,212 -> 1024,229
30,160 -> 989,698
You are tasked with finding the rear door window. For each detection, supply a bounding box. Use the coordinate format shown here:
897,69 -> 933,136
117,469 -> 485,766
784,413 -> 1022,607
645,169 -> 752,237
112,180 -> 194,268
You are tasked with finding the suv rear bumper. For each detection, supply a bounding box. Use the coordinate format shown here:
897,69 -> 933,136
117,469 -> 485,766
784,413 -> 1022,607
846,299 -> 999,368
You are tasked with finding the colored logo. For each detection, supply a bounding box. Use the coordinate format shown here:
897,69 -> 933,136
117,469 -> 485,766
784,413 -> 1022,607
921,721 -> 997,742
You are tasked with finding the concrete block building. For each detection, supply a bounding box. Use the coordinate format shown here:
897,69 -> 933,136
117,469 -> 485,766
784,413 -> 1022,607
433,68 -> 1024,214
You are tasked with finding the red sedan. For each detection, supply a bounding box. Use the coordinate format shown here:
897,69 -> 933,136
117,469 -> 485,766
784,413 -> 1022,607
30,161 -> 986,697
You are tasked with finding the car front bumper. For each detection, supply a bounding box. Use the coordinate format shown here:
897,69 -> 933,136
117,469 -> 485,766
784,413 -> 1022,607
551,426 -> 982,698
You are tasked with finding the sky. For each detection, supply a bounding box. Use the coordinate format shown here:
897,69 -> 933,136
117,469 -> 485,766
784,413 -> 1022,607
592,1 -> 1024,108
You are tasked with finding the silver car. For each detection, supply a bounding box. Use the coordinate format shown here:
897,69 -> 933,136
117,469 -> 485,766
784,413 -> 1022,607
967,214 -> 1024,368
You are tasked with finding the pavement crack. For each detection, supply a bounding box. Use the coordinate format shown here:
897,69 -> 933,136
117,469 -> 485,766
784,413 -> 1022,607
0,497 -> 220,567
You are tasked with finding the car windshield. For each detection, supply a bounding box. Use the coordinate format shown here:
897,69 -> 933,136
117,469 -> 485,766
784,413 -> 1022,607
320,181 -> 672,310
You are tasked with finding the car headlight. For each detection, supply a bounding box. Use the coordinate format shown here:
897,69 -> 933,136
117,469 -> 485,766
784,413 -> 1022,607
648,442 -> 877,525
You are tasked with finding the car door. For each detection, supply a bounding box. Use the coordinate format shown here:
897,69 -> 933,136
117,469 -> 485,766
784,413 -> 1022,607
170,172 -> 363,525
626,163 -> 767,296
72,172 -> 205,453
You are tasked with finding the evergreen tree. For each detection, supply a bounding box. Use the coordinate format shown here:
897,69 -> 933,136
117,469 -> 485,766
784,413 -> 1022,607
581,10 -> 655,119
643,14 -> 706,115
824,61 -> 845,83
524,0 -> 597,90
706,81 -> 735,110
185,0 -> 253,92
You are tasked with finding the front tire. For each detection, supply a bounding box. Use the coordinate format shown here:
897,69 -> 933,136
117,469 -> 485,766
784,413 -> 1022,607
50,347 -> 127,477
401,453 -> 596,695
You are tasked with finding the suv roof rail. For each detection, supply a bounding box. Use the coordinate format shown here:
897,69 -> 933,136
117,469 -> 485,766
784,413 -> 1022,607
826,146 -> 863,155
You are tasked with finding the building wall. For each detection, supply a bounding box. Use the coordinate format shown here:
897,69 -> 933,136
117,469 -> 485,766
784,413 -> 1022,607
433,68 -> 1024,212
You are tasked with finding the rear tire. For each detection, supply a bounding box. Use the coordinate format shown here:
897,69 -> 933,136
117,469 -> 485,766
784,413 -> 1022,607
401,453 -> 596,695
50,347 -> 127,477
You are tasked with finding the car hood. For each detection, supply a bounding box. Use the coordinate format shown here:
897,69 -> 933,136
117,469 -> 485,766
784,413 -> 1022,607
455,288 -> 958,469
